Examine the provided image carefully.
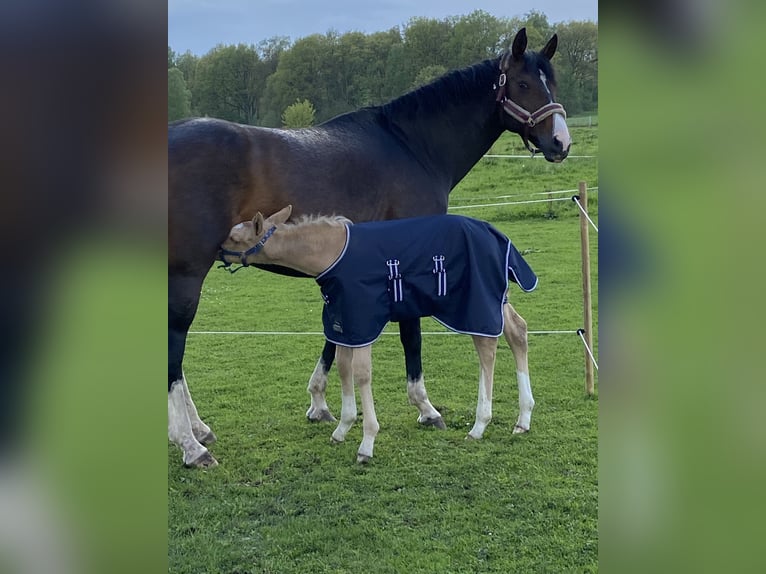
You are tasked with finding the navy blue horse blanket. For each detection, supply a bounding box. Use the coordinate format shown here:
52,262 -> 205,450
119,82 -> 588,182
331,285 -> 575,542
315,214 -> 537,347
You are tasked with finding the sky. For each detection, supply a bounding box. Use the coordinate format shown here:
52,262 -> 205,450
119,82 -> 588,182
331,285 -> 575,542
168,0 -> 598,56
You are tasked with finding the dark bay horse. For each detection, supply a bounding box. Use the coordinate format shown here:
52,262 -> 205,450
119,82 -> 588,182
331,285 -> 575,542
168,27 -> 570,467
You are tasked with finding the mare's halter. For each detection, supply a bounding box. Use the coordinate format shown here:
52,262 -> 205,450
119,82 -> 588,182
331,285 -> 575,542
494,64 -> 566,156
217,225 -> 277,274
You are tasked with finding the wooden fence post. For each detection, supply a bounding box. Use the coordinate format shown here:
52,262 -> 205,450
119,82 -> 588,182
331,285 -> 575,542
578,181 -> 595,395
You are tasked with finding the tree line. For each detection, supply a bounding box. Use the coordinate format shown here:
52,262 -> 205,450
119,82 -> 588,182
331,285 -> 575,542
168,10 -> 597,127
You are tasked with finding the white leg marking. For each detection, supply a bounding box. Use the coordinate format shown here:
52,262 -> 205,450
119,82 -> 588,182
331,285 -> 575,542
515,370 -> 535,432
467,336 -> 497,439
502,302 -> 534,433
306,358 -> 334,421
180,373 -> 215,444
331,346 -> 356,443
407,375 -> 442,424
168,381 -> 214,467
353,345 -> 379,462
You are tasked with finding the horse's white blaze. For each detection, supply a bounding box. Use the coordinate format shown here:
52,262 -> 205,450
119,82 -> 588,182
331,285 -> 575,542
540,70 -> 571,151
168,380 -> 208,465
553,113 -> 571,151
539,70 -> 552,96
407,375 -> 442,423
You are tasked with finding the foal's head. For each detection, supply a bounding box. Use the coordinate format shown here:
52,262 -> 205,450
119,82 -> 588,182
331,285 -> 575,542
219,204 -> 293,266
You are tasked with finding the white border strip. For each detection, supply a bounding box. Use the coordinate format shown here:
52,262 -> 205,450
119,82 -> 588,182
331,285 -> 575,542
188,330 -> 579,336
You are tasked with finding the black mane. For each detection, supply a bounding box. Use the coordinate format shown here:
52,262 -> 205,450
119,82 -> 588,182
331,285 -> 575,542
380,59 -> 499,118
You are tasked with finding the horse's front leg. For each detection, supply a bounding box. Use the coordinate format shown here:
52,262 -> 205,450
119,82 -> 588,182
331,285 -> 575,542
502,302 -> 534,433
399,319 -> 445,429
351,345 -> 379,463
331,345 -> 357,445
168,273 -> 217,468
467,335 -> 498,440
305,341 -> 336,422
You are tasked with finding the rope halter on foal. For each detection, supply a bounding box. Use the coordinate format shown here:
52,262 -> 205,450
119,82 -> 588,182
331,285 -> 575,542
218,225 -> 277,273
494,67 -> 566,156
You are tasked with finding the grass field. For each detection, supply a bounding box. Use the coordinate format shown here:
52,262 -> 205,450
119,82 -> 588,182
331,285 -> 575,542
169,127 -> 598,573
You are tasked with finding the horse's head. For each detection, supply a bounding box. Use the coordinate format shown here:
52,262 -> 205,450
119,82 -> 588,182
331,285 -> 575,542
497,28 -> 571,162
218,205 -> 293,268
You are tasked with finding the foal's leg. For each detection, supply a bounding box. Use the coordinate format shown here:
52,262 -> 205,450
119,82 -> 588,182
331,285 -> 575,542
305,341 -> 336,422
351,345 -> 379,463
502,302 -> 534,433
467,335 -> 499,440
331,345 -> 357,445
400,319 -> 445,429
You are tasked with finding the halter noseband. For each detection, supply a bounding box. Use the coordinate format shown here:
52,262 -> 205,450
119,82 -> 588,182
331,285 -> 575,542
217,225 -> 277,273
494,69 -> 567,156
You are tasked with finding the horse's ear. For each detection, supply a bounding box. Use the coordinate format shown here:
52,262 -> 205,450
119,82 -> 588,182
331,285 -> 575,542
269,204 -> 292,225
511,27 -> 528,60
541,34 -> 558,60
252,212 -> 265,235
499,49 -> 513,72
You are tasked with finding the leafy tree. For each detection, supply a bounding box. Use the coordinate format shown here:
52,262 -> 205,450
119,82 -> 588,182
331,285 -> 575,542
194,43 -> 264,124
168,46 -> 176,68
555,21 -> 598,114
168,68 -> 192,121
411,65 -> 447,89
281,99 -> 316,128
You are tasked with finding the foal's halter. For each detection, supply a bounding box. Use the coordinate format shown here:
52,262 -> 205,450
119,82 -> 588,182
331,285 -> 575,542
217,225 -> 277,273
494,67 -> 566,156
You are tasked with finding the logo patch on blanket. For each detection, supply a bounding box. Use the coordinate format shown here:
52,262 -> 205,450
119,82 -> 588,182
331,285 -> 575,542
315,214 -> 537,347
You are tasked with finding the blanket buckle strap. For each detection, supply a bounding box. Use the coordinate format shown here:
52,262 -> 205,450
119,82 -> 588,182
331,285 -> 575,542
386,259 -> 403,303
432,255 -> 447,296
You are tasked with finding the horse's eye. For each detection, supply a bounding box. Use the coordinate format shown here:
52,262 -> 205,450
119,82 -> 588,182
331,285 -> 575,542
518,81 -> 529,90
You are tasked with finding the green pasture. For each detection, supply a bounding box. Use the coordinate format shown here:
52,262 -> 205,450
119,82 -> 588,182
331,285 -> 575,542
169,126 -> 598,573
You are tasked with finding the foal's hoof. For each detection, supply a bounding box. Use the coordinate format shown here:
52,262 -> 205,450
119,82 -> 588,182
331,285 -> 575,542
512,424 -> 530,434
184,450 -> 218,469
307,408 -> 337,423
419,416 -> 447,430
356,454 -> 371,464
199,430 -> 217,446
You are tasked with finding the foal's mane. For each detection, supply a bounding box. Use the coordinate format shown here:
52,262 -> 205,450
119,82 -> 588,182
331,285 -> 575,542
285,213 -> 352,230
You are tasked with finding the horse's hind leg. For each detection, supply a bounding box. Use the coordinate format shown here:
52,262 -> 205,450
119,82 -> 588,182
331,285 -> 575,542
168,273 -> 217,468
502,302 -> 534,433
467,335 -> 498,439
400,319 -> 445,429
305,341 -> 336,422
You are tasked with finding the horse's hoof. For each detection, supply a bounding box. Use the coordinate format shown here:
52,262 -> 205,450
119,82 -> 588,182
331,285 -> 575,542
331,435 -> 344,445
308,409 -> 337,423
356,453 -> 371,464
184,450 -> 218,469
512,424 -> 530,434
199,430 -> 217,446
420,416 -> 446,430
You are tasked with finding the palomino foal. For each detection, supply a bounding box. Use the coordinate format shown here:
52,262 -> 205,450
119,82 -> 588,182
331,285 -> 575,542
219,205 -> 536,463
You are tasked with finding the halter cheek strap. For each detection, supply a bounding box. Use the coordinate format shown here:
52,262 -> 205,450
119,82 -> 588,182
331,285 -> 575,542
217,225 -> 277,273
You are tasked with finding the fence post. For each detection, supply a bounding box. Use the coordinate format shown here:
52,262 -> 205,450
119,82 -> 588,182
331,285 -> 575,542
578,181 -> 595,395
